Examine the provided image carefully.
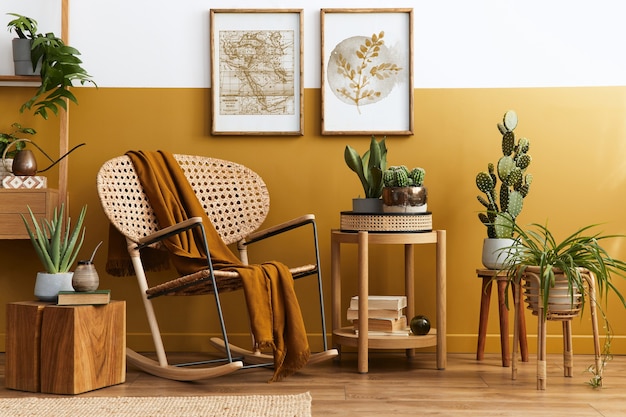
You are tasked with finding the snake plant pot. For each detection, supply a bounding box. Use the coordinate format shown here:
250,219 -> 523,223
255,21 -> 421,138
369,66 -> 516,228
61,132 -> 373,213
481,237 -> 516,269
34,272 -> 74,302
352,197 -> 383,213
523,268 -> 582,318
382,186 -> 427,213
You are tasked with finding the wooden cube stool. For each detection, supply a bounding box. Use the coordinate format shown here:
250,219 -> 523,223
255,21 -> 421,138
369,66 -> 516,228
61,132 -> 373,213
476,268 -> 528,367
5,300 -> 126,394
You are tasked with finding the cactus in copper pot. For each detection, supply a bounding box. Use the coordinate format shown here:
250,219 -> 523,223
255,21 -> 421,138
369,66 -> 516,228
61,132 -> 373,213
383,165 -> 425,187
476,110 -> 533,238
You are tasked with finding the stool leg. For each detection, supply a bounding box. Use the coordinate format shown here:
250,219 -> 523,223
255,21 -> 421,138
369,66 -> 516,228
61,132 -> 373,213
537,311 -> 547,390
497,280 -> 510,367
563,320 -> 573,377
512,280 -> 520,381
476,277 -> 492,361
512,281 -> 529,362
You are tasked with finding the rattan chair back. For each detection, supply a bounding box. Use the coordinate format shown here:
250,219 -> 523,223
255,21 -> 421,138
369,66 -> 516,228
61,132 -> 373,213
97,154 -> 270,245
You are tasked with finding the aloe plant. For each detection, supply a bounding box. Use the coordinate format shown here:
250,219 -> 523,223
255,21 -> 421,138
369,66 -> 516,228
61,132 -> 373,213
21,204 -> 87,273
344,135 -> 387,198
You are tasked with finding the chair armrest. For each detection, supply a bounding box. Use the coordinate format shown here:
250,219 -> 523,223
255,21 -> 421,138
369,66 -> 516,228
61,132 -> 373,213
242,214 -> 316,246
135,217 -> 204,248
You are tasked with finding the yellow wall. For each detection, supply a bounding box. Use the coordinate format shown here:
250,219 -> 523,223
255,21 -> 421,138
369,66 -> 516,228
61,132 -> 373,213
2,85 -> 626,355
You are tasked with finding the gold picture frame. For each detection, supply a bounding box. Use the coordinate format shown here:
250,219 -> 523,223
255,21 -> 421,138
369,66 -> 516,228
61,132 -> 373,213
321,8 -> 414,135
210,9 -> 304,135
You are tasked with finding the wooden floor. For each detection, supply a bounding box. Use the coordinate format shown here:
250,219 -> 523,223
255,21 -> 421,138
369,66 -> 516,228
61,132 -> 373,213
1,351 -> 625,416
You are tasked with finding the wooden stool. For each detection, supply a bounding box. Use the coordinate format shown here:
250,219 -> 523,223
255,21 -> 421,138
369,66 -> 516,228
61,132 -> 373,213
476,269 -> 528,367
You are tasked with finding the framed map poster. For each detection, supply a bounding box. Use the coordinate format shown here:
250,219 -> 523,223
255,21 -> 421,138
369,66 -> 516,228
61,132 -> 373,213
321,9 -> 414,135
210,9 -> 304,135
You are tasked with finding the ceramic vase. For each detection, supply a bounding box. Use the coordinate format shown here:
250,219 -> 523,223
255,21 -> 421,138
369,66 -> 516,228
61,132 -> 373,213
72,260 -> 100,291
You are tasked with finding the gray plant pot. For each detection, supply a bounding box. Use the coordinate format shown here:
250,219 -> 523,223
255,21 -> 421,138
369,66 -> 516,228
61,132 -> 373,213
12,38 -> 40,76
352,198 -> 383,213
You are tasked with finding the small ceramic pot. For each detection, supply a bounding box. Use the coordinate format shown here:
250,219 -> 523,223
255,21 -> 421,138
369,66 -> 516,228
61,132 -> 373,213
34,272 -> 74,302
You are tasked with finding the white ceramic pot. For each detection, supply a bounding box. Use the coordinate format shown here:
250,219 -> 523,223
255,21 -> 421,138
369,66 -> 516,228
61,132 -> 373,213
34,272 -> 74,302
481,238 -> 516,269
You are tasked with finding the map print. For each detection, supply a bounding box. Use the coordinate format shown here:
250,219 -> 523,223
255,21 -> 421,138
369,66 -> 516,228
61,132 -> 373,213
219,30 -> 295,116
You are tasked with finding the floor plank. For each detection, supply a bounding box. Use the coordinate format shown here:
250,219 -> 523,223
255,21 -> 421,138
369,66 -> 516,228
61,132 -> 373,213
0,352 -> 624,416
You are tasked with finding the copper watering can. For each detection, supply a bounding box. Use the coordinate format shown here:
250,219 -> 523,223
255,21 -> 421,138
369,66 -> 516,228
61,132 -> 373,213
2,138 -> 85,176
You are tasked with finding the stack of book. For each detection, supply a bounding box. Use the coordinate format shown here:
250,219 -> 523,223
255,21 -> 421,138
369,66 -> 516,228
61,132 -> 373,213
348,295 -> 410,335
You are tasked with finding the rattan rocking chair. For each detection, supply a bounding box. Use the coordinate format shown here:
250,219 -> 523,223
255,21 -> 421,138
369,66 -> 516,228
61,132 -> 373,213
96,153 -> 337,381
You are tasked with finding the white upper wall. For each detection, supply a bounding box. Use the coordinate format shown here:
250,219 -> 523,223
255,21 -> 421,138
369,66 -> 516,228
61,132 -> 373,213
2,0 -> 626,88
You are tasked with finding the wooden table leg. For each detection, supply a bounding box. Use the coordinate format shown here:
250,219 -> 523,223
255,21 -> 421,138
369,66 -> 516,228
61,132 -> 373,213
357,231 -> 369,374
436,230 -> 447,370
476,277 -> 492,361
330,235 -> 341,360
405,243 -> 415,359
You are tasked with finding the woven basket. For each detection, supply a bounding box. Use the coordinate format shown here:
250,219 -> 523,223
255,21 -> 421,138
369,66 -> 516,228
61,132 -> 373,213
340,211 -> 432,232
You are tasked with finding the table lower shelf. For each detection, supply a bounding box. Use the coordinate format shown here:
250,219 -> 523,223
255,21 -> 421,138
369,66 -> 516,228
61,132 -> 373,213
333,327 -> 438,349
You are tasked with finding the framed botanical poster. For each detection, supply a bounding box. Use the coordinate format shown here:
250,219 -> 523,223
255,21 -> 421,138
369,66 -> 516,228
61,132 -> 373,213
321,9 -> 414,135
210,9 -> 304,135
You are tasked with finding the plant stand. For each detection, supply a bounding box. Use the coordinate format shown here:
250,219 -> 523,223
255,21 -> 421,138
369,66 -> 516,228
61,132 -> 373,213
511,269 -> 602,390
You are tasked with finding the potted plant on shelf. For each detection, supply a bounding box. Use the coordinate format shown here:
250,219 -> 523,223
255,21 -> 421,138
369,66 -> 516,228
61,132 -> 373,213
476,109 -> 533,269
344,135 -> 387,213
7,13 -> 96,119
500,221 -> 626,387
6,13 -> 39,75
0,122 -> 36,180
381,165 -> 427,213
21,203 -> 87,301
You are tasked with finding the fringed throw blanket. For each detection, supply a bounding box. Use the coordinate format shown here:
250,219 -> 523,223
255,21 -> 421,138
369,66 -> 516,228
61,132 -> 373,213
111,150 -> 310,382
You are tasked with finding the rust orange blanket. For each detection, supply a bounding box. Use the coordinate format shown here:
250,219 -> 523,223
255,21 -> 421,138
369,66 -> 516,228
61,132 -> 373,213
125,150 -> 310,381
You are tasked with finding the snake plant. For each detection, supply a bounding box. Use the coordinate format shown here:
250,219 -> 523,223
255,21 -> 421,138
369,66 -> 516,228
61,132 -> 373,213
344,135 -> 388,198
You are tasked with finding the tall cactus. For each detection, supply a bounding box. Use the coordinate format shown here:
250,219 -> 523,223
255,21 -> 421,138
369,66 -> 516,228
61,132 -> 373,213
476,110 -> 533,238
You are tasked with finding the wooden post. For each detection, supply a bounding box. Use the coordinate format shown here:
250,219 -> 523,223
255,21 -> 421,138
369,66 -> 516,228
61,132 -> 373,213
58,0 -> 70,207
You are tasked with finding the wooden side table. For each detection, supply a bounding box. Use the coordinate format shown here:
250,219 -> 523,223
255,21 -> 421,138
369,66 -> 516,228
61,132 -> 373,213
476,268 -> 528,366
5,300 -> 126,394
331,229 -> 446,373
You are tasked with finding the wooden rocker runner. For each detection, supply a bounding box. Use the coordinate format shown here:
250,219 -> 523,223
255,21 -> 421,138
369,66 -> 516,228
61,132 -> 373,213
97,152 -> 337,381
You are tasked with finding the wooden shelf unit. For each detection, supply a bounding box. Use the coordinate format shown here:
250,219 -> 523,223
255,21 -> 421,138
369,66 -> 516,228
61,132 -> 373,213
0,189 -> 59,239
